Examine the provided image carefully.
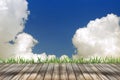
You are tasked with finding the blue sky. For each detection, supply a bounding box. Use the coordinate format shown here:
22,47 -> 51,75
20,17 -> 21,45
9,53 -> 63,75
25,0 -> 120,57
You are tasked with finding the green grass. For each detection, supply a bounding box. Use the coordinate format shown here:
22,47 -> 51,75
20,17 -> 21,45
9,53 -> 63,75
1,57 -> 120,64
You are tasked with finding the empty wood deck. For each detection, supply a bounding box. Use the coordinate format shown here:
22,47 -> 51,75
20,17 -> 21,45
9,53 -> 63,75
0,63 -> 120,80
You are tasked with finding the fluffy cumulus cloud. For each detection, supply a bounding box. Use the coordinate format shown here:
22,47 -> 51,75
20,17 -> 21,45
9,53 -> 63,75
0,0 -> 41,60
14,33 -> 38,58
0,0 -> 57,61
0,0 -> 30,58
72,14 -> 120,58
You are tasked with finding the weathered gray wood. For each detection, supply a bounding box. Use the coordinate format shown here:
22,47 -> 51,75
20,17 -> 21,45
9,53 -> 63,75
105,64 -> 120,80
111,64 -> 120,71
19,64 -> 37,80
100,64 -> 118,80
27,64 -> 42,80
111,64 -> 120,79
0,64 -> 14,80
52,63 -> 59,80
0,64 -> 120,80
0,64 -> 9,72
113,64 -> 120,72
95,64 -> 117,80
78,64 -> 93,80
90,64 -> 109,80
35,63 -> 48,80
12,64 -> 34,80
59,63 -> 68,80
44,63 -> 54,80
2,64 -> 25,80
11,64 -> 30,80
72,63 -> 85,80
83,64 -> 101,80
66,63 -> 76,80
0,63 -> 5,68
116,64 -> 120,67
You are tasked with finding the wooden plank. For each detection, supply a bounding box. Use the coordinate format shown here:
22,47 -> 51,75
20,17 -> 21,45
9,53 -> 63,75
90,64 -> 109,80
117,64 -> 120,67
0,64 -> 10,72
2,64 -> 25,80
1,64 -> 120,80
27,64 -> 42,80
52,63 -> 59,80
111,64 -> 120,78
66,63 -> 76,80
112,64 -> 120,72
44,63 -> 54,80
18,64 -> 37,80
83,64 -> 101,80
0,63 -> 5,67
35,63 -> 48,80
110,64 -> 120,71
95,64 -> 117,80
0,64 -> 15,80
59,63 -> 68,80
103,64 -> 120,80
78,64 -> 93,80
11,64 -> 30,80
72,63 -> 85,80
12,64 -> 33,80
100,64 -> 118,80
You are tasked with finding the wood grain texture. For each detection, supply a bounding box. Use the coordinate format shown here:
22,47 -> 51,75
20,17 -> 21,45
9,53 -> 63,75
90,64 -> 109,80
72,63 -> 85,80
2,64 -> 24,80
60,63 -> 68,80
44,63 -> 54,80
27,64 -> 42,80
52,63 -> 59,80
94,64 -> 117,80
35,63 -> 48,80
0,63 -> 120,80
78,64 -> 93,80
83,64 -> 101,80
66,63 -> 76,80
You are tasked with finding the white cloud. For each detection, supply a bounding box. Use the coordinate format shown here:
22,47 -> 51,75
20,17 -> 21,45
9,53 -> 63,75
0,0 -> 28,43
0,0 -> 68,61
72,14 -> 120,58
0,0 -> 29,59
0,0 -> 44,60
14,33 -> 38,54
14,33 -> 38,58
0,0 -> 8,10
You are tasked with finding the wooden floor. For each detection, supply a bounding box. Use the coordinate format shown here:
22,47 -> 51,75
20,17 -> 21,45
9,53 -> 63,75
0,64 -> 120,80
